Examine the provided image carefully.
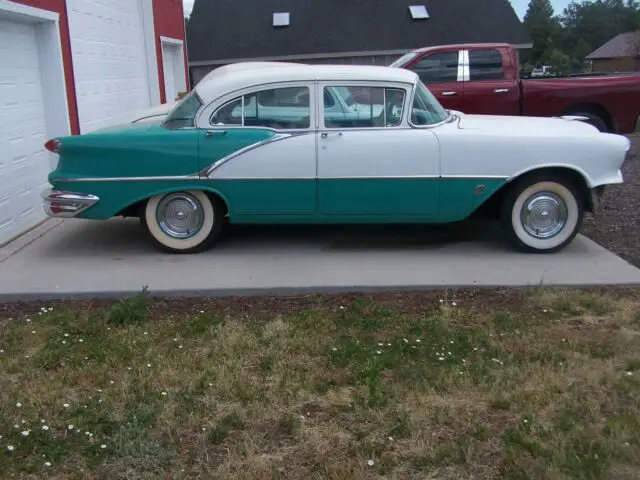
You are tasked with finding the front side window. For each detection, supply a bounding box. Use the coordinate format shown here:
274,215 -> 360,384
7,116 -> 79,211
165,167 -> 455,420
324,86 -> 406,128
162,90 -> 203,129
469,49 -> 505,81
410,81 -> 449,126
209,86 -> 310,129
410,52 -> 459,84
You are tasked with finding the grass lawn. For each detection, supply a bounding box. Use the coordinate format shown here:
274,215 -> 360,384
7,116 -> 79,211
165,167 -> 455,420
1,287 -> 639,479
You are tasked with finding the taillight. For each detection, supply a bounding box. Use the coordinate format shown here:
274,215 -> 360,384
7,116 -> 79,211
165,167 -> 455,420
44,138 -> 62,153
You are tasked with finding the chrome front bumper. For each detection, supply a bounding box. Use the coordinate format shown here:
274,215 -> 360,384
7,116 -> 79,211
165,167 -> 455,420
41,189 -> 100,218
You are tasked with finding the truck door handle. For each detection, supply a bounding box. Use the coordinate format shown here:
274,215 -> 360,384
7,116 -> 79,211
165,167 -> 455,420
321,132 -> 342,138
494,88 -> 509,94
441,91 -> 457,96
205,130 -> 227,138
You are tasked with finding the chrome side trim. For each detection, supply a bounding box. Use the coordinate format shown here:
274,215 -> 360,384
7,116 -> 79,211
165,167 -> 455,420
51,173 -> 510,183
54,175 -> 199,183
41,189 -> 100,218
202,131 -> 312,178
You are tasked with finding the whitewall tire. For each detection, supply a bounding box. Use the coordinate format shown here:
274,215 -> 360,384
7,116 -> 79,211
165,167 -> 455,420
501,176 -> 584,253
141,190 -> 224,253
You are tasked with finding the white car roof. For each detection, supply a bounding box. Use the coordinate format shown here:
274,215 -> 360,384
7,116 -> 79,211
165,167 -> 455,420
193,63 -> 418,104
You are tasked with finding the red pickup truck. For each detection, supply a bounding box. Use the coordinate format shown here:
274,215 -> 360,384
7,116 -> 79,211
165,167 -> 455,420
389,43 -> 640,134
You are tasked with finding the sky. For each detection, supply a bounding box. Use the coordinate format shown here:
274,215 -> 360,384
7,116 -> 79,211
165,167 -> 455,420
182,0 -> 575,20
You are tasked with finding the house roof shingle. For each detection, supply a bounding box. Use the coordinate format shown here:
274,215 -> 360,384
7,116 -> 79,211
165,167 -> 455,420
586,31 -> 640,60
187,0 -> 532,64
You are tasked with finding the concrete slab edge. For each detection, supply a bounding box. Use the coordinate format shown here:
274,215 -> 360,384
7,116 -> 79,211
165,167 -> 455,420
0,218 -> 64,263
1,281 -> 640,302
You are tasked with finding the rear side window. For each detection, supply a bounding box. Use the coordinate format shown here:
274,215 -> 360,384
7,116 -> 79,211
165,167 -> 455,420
469,50 -> 505,81
409,52 -> 459,84
209,86 -> 311,129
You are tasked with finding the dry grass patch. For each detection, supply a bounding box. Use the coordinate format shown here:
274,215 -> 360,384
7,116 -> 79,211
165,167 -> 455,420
1,287 -> 639,479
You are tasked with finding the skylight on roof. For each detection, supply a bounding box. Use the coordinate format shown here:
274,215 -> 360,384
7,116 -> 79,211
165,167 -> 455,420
273,12 -> 290,27
409,5 -> 429,19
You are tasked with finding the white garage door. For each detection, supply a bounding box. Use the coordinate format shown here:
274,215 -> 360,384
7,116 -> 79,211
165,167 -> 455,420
66,0 -> 153,132
0,19 -> 51,246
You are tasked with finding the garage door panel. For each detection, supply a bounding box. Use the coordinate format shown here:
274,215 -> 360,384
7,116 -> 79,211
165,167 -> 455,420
0,18 -> 50,246
67,0 -> 153,133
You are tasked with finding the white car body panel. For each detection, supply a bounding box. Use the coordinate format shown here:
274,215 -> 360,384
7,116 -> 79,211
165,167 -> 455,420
434,112 -> 630,187
206,133 -> 316,180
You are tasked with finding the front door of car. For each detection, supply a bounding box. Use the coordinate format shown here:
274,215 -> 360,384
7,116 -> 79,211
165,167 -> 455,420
404,50 -> 467,111
461,48 -> 520,116
316,82 -> 440,217
198,84 -> 317,215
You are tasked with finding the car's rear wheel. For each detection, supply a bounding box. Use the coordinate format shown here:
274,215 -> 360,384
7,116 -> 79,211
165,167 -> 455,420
141,190 -> 224,253
500,175 -> 584,253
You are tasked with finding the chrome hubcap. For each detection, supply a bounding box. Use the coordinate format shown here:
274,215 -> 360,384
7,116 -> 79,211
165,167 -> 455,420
520,191 -> 568,239
156,193 -> 204,239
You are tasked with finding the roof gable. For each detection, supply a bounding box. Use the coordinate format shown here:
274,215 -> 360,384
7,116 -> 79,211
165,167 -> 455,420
187,0 -> 532,64
586,31 -> 640,59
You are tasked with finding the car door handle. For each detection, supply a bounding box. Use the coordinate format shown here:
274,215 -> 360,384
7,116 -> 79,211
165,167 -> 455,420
441,91 -> 457,96
205,130 -> 227,138
494,88 -> 509,94
321,132 -> 343,138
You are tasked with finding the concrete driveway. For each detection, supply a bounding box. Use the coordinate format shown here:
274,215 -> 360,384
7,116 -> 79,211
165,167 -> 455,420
1,218 -> 640,300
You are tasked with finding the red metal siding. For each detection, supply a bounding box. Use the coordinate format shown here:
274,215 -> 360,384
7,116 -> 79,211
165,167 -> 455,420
11,0 -> 80,135
153,0 -> 189,103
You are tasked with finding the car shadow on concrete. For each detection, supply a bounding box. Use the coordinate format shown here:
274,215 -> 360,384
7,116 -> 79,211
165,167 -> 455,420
33,217 -> 513,259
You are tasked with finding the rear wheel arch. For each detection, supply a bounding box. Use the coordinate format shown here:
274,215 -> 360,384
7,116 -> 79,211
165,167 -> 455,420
116,187 -> 230,219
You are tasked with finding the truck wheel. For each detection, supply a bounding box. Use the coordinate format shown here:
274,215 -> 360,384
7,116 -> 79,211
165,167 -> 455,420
500,175 -> 584,253
141,190 -> 225,253
569,111 -> 608,132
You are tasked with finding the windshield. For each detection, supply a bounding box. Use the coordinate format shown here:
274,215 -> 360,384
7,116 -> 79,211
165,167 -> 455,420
410,81 -> 449,126
389,51 -> 419,68
162,90 -> 203,129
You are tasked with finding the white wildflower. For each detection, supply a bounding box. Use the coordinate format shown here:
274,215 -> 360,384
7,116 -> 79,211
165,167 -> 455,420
626,371 -> 633,376
332,347 -> 337,351
403,338 -> 408,343
64,334 -> 69,337
44,461 -> 52,467
388,436 -> 394,441
100,444 -> 107,449
367,459 -> 375,467
26,318 -> 31,322
42,425 -> 49,431
376,350 -> 382,355
20,430 -> 30,437
7,445 -> 14,451
378,343 -> 384,346
68,425 -> 74,430
146,364 -> 151,368
79,339 -> 84,343
143,332 -> 148,335
161,391 -> 168,396
32,330 -> 36,334
439,357 -> 445,361
16,402 -> 22,407
452,302 -> 457,306
63,403 -> 70,408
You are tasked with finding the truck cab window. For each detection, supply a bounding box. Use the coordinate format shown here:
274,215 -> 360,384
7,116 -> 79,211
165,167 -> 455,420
469,50 -> 505,81
409,52 -> 459,84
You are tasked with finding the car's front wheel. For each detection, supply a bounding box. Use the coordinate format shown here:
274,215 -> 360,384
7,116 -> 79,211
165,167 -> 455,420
500,175 -> 584,253
141,190 -> 224,253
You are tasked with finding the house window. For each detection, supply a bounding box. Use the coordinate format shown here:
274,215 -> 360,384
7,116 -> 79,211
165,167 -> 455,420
469,49 -> 505,81
410,52 -> 459,84
209,86 -> 310,129
323,86 -> 406,128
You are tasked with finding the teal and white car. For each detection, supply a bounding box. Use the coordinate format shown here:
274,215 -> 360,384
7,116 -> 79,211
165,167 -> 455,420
42,63 -> 630,254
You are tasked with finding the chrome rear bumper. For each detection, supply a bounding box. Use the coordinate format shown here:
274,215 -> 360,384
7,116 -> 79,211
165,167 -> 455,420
41,189 -> 99,218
